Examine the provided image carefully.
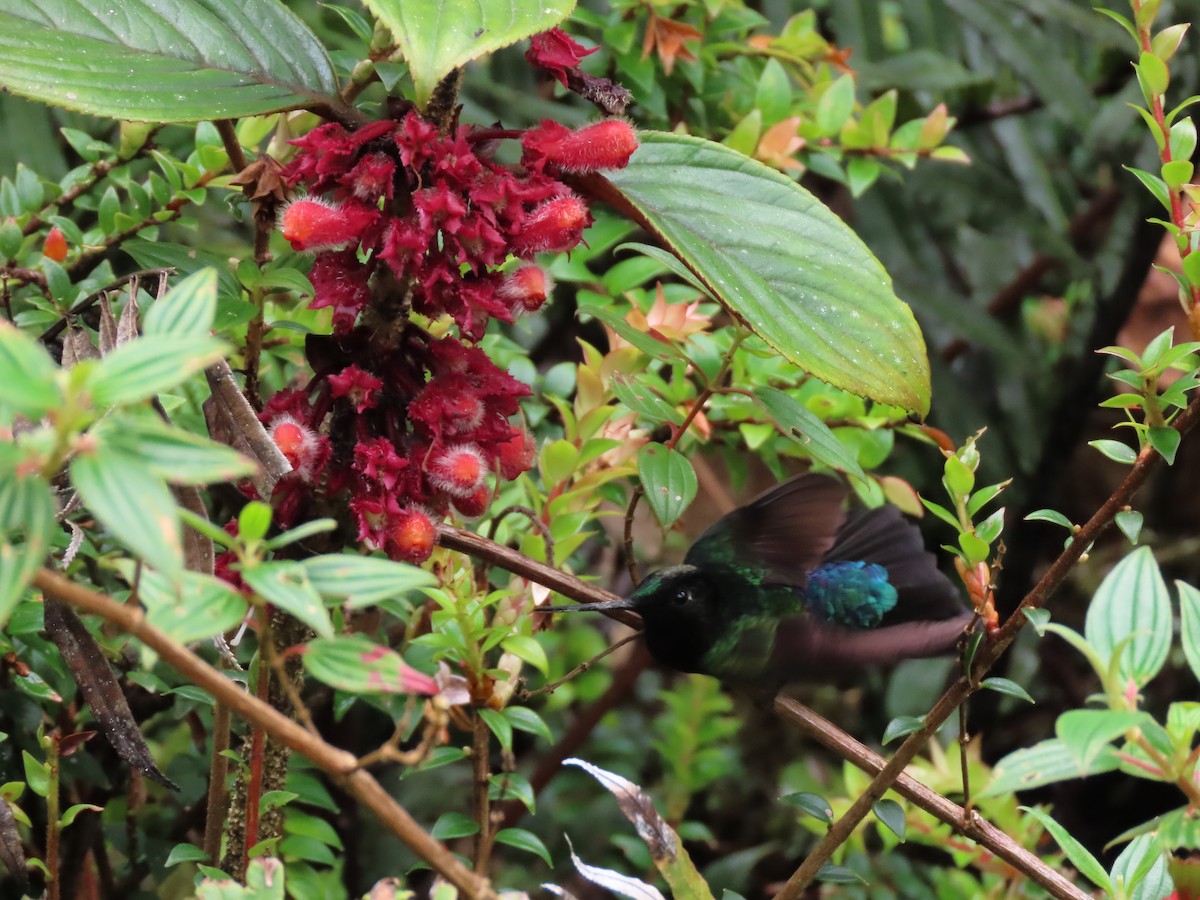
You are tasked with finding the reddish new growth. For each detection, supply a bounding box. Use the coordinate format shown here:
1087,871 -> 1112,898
235,107 -> 637,567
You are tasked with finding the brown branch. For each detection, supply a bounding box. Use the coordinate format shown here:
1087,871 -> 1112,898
472,712 -> 494,873
203,700 -> 232,864
770,696 -> 1089,900
32,568 -> 496,900
436,525 -> 1088,895
773,392 -> 1200,898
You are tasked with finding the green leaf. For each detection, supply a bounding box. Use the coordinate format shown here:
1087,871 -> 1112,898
165,842 -> 210,866
815,75 -> 856,135
1023,607 -> 1051,634
1115,509 -> 1144,545
0,471 -> 55,626
1088,439 -> 1138,465
1056,710 -> 1149,772
751,386 -> 866,481
540,438 -> 578,487
242,562 -> 333,638
131,566 -> 248,645
89,336 -> 227,408
882,715 -> 923,744
0,0 -> 338,122
577,304 -> 687,363
494,827 -> 552,866
21,751 -> 47,797
301,554 -> 435,609
479,708 -> 513,754
872,798 -> 905,841
980,738 -> 1120,798
366,0 -> 573,106
1124,165 -> 1173,213
92,415 -> 255,485
430,811 -> 479,840
1111,833 -> 1171,900
637,442 -> 697,528
302,636 -> 436,696
979,677 -> 1034,704
1148,426 -> 1181,464
603,132 -> 931,414
501,634 -> 549,675
1024,508 -> 1073,529
815,864 -> 867,885
1177,580 -> 1200,685
143,269 -> 218,338
1085,547 -> 1171,688
0,321 -> 62,417
1138,51 -> 1170,97
58,803 -> 101,828
610,372 -> 684,426
503,706 -> 553,744
70,450 -> 183,581
781,791 -> 833,824
1021,806 -> 1113,894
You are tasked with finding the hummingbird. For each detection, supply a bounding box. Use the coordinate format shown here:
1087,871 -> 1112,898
548,473 -> 974,685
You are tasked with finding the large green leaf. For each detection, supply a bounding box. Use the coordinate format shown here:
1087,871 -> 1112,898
365,0 -> 574,107
1085,546 -> 1172,688
0,470 -> 55,626
637,442 -> 697,529
599,132 -> 932,415
0,0 -> 338,122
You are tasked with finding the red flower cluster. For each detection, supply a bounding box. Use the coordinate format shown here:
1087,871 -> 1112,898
250,109 -> 635,565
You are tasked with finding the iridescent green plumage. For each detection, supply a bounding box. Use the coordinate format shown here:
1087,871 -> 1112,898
552,474 -> 973,684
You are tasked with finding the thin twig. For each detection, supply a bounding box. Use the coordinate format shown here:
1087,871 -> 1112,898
773,393 -> 1200,898
32,568 -> 496,900
472,713 -> 494,873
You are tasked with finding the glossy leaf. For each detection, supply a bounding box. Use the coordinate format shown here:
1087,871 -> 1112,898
751,386 -> 866,480
980,738 -> 1120,797
1178,580 -> 1200,685
93,415 -> 256,485
366,0 -> 573,106
610,372 -> 684,425
1021,806 -> 1113,894
0,321 -> 62,417
637,442 -> 697,528
88,336 -> 227,408
872,798 -> 905,841
143,268 -> 218,339
242,562 -> 333,639
979,677 -> 1034,704
494,827 -> 552,866
781,791 -> 833,824
132,566 -> 248,645
301,554 -> 436,609
0,471 -> 55,626
1085,547 -> 1171,688
70,450 -> 183,582
882,715 -> 923,744
301,636 -> 438,695
601,132 -> 931,414
0,0 -> 338,122
1056,710 -> 1149,772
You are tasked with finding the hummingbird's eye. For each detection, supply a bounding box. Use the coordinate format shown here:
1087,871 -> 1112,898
672,589 -> 690,607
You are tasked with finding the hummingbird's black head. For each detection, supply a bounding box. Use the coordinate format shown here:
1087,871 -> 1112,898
627,564 -> 725,674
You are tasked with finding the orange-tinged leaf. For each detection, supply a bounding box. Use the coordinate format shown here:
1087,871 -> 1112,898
755,116 -> 804,170
642,12 -> 701,76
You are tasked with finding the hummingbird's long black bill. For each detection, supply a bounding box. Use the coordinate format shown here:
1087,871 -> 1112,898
542,598 -> 635,613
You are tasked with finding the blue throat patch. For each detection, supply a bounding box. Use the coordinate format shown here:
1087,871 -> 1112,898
805,561 -> 898,629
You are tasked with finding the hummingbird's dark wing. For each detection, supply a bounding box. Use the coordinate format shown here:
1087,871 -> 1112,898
824,504 -> 965,624
767,612 -> 974,680
684,473 -> 848,587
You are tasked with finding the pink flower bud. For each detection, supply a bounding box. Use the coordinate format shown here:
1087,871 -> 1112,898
268,415 -> 320,479
451,485 -> 491,518
497,430 -> 535,480
43,226 -> 68,262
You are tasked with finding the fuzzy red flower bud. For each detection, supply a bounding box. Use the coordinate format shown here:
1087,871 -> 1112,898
497,430 -> 535,480
268,415 -> 320,479
427,443 -> 488,498
388,507 -> 437,565
451,485 -> 491,518
280,198 -> 377,252
43,226 -> 68,262
512,196 -> 592,256
522,119 -> 638,173
497,264 -> 552,315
